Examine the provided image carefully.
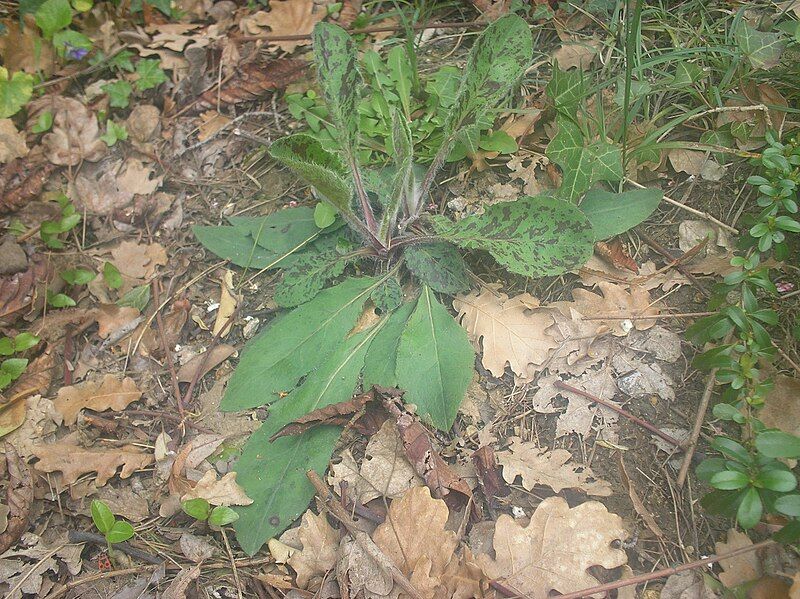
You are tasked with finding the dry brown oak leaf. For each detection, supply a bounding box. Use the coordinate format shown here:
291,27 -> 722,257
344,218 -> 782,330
557,281 -> 659,336
32,441 -> 153,486
240,0 -> 323,51
181,471 -> 253,507
478,496 -> 628,599
37,96 -> 106,166
54,374 -> 142,425
454,286 -> 559,378
496,436 -> 612,496
287,511 -> 341,590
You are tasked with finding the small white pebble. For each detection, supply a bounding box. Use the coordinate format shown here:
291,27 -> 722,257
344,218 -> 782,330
621,319 -> 634,334
512,506 -> 526,519
206,302 -> 220,312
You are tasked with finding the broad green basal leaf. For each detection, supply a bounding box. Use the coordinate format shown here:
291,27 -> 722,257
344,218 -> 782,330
229,207 -> 322,255
443,14 -> 532,138
193,225 -> 300,269
313,22 -> 362,157
362,300 -> 414,389
273,251 -> 348,308
233,323 -> 384,554
269,135 -> 353,215
405,242 -> 470,295
370,278 -> 403,314
579,188 -> 662,240
396,287 -> 474,430
430,196 -> 594,278
222,277 -> 377,410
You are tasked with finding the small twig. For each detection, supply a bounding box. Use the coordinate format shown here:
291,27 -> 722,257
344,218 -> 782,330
120,410 -> 213,433
636,229 -> 711,298
221,528 -> 244,599
581,311 -> 715,321
306,471 -> 425,599
626,179 -> 738,234
676,331 -> 734,488
150,280 -> 186,423
234,20 -> 489,42
552,539 -> 774,599
67,531 -> 163,565
553,381 -> 682,448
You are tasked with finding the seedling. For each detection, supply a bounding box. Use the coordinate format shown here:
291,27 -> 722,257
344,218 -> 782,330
91,499 -> 135,550
181,498 -> 239,528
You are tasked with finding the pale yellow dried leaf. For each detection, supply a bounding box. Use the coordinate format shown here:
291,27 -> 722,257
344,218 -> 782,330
760,375 -> 800,437
117,157 -> 163,195
287,511 -> 340,589
181,470 -> 253,506
41,97 -> 106,166
373,486 -> 458,583
54,374 -> 142,425
110,241 -> 168,279
96,304 -> 140,339
668,149 -> 726,181
212,270 -> 237,337
477,497 -> 628,599
715,529 -> 760,588
562,281 -> 659,336
32,442 -> 153,486
0,119 -> 28,164
551,38 -> 601,70
497,436 -> 612,496
243,0 -> 323,52
176,344 -> 236,383
454,287 -> 559,378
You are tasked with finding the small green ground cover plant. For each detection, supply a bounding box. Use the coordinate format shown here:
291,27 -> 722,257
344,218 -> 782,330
195,15 -> 662,554
691,132 -> 800,538
90,499 -> 135,550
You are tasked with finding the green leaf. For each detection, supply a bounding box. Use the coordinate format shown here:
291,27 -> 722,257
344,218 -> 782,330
222,277 -> 377,410
106,521 -> 135,544
208,506 -> 239,527
579,188 -> 662,240
313,22 -> 362,157
0,338 -> 13,356
736,487 -> 763,529
103,262 -> 123,289
182,498 -> 211,521
546,67 -> 586,111
405,242 -> 470,295
709,470 -> 749,490
52,30 -> 92,58
756,431 -> 800,458
47,292 -> 76,308
671,62 -> 704,87
712,403 -> 745,424
193,225 -> 300,270
0,70 -> 34,119
775,520 -> 800,544
134,59 -> 168,91
479,130 -> 518,154
734,20 -> 787,70
362,300 -> 414,389
35,0 -> 71,39
91,499 -> 115,534
387,46 -> 412,118
230,208 -> 323,255
314,202 -> 337,228
0,359 -> 27,391
32,111 -> 53,133
547,117 -> 623,202
754,469 -> 796,492
117,284 -> 150,311
430,195 -> 594,278
102,80 -> 132,108
274,251 -> 347,308
696,457 -> 726,483
72,0 -> 92,11
395,287 -> 474,429
233,324 -> 383,554
269,135 -> 353,215
774,494 -> 800,517
380,111 -> 413,239
370,278 -> 403,314
100,121 -> 127,146
712,436 -> 751,464
61,268 -> 96,285
12,333 -> 39,352
443,15 -> 532,138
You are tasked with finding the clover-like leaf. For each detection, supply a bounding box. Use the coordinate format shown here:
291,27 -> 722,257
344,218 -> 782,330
430,196 -> 594,278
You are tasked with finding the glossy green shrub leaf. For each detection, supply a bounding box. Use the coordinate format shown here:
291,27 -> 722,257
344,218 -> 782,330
396,287 -> 474,429
430,196 -> 594,278
775,520 -> 800,544
405,242 -> 470,295
756,431 -> 800,458
106,521 -> 135,544
182,498 -> 211,521
736,487 -> 763,529
233,324 -> 384,554
775,494 -> 800,517
313,23 -> 362,157
91,499 -> 115,534
443,15 -> 531,139
270,135 -> 353,215
222,277 -> 377,410
696,457 -> 726,483
709,470 -> 749,490
711,436 -> 751,464
579,188 -> 662,240
274,251 -> 347,307
208,506 -> 239,527
712,403 -> 745,424
362,300 -> 414,389
754,469 -> 796,492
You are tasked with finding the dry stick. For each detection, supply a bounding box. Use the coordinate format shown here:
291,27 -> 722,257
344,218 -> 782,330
676,334 -> 735,488
235,20 -> 488,42
626,178 -> 739,235
150,280 -> 186,422
67,531 -> 163,565
582,311 -> 715,321
553,381 -> 682,448
551,539 -> 774,599
636,229 -> 711,298
306,470 -> 425,599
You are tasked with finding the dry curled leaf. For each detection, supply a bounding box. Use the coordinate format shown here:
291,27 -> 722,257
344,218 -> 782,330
561,281 -> 659,336
497,436 -> 612,496
32,441 -> 153,486
0,119 -> 28,164
240,1 -> 323,51
478,496 -> 628,599
39,97 -> 106,166
596,238 -> 638,274
0,160 -> 57,216
715,529 -> 760,588
551,37 -> 601,70
96,304 -> 140,339
197,59 -> 308,110
668,148 -> 726,181
454,287 -> 559,378
54,374 -> 142,425
0,444 -> 34,554
286,511 -> 340,589
181,471 -> 253,507
110,241 -> 168,279
176,344 -> 236,383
